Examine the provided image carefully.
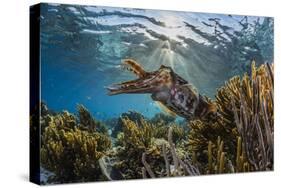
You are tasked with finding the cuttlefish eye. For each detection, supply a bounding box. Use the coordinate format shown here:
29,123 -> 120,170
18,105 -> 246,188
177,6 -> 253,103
160,65 -> 172,70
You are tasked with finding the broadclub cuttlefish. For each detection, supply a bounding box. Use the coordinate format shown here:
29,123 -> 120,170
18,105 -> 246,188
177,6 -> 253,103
106,59 -> 217,120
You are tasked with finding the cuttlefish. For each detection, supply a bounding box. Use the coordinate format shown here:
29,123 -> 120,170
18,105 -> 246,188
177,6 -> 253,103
106,59 -> 216,120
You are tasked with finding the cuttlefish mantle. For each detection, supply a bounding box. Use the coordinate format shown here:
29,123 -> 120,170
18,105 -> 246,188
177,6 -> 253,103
106,59 -> 216,120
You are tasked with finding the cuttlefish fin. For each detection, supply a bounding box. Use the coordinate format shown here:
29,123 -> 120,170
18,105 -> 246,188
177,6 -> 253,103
122,59 -> 147,78
155,101 -> 177,117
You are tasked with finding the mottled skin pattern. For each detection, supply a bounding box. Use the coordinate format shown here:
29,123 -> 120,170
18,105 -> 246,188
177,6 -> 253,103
106,59 -> 216,120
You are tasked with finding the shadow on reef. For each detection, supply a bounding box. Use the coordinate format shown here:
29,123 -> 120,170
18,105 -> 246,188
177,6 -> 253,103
38,62 -> 273,184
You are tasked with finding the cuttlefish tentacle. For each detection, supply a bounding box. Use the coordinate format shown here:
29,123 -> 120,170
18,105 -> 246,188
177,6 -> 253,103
107,59 -> 216,120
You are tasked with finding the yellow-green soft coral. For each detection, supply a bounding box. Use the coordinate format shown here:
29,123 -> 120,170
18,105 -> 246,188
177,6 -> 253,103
187,62 -> 273,173
142,127 -> 200,178
231,63 -> 273,171
205,136 -> 249,174
114,113 -> 190,179
154,123 -> 186,144
77,105 -> 109,135
114,117 -> 169,179
40,105 -> 111,183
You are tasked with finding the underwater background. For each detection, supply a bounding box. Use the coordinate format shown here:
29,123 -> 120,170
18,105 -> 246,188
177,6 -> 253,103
36,3 -> 274,184
40,3 -> 273,121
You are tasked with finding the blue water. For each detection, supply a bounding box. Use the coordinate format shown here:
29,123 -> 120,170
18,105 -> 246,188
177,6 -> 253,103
40,3 -> 273,121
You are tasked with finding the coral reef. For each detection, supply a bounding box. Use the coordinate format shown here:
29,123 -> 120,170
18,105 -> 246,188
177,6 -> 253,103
142,128 -> 251,177
149,113 -> 176,125
231,63 -> 274,171
149,113 -> 187,143
106,110 -> 146,138
153,124 -> 186,144
114,117 -> 165,179
187,62 -> 273,173
40,105 -> 111,183
113,112 -> 188,179
77,105 -> 109,135
142,127 -> 200,178
205,136 -> 249,174
38,62 -> 273,183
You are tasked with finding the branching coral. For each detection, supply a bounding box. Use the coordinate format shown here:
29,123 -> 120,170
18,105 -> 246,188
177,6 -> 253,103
149,113 -> 176,125
40,105 -> 111,183
231,63 -> 274,171
113,113 -> 189,179
149,113 -> 187,143
77,104 -> 97,132
142,127 -> 200,178
114,117 -> 165,179
205,136 -> 249,174
107,111 -> 146,138
77,105 -> 109,135
187,62 -> 274,172
154,124 -> 186,144
142,128 -> 252,178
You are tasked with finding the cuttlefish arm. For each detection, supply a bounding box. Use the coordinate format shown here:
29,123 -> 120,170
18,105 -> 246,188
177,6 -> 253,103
121,59 -> 147,78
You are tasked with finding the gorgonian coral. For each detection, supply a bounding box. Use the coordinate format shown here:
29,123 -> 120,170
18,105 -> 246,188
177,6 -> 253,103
114,114 -> 188,179
142,127 -> 200,178
40,105 -> 111,183
114,117 -> 164,179
187,62 -> 273,172
231,63 -> 273,171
